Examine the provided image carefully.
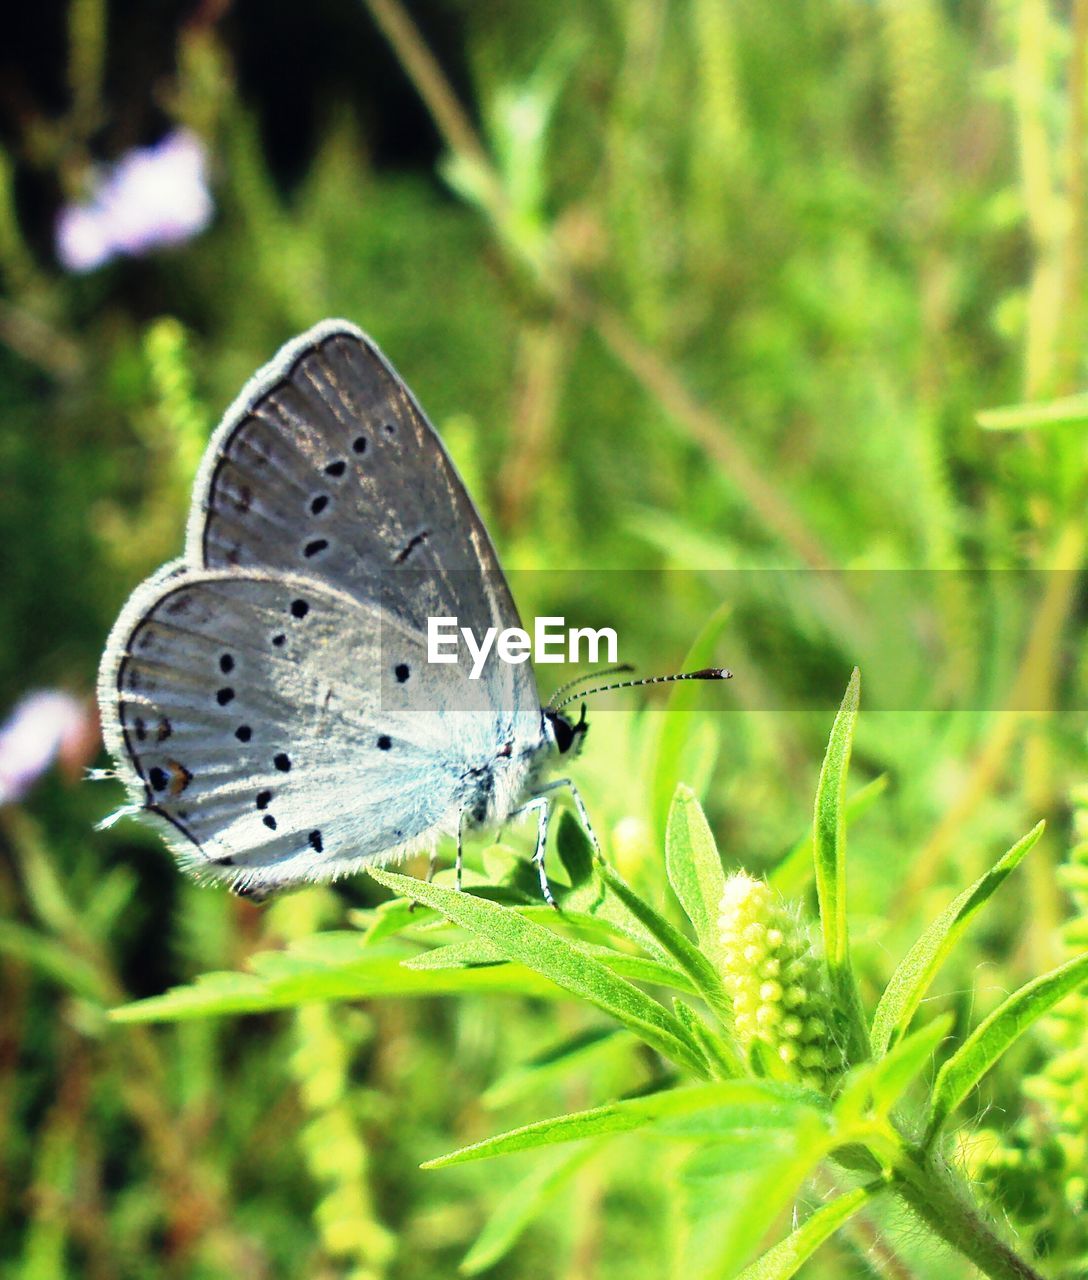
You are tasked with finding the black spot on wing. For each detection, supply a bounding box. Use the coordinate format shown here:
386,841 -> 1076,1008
394,530 -> 430,564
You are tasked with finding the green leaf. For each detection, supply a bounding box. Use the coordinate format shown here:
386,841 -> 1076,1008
835,1016 -> 953,1125
402,940 -> 507,969
735,1183 -> 883,1280
870,822 -> 1045,1057
770,775 -> 888,899
594,860 -> 735,1038
647,603 -> 731,837
814,669 -> 859,970
109,935 -> 563,1022
405,937 -> 696,993
665,784 -> 726,956
460,1144 -> 597,1274
677,1110 -> 841,1277
927,950 -> 1088,1141
367,870 -> 707,1074
422,1080 -> 816,1167
812,669 -> 869,1063
0,920 -> 109,1003
673,1000 -> 738,1079
353,898 -> 438,945
977,391 -> 1088,432
481,1028 -> 632,1109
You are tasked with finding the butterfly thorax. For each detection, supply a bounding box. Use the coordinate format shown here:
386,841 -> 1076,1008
455,706 -> 583,831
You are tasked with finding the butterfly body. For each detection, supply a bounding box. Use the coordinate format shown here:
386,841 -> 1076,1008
98,321 -> 591,900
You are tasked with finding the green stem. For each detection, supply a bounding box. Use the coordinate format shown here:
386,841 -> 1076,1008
892,1145 -> 1044,1280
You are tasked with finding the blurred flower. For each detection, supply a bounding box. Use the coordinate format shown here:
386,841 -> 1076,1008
55,129 -> 213,272
0,691 -> 98,804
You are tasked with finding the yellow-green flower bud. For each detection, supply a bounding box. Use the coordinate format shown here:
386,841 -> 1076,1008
718,872 -> 840,1089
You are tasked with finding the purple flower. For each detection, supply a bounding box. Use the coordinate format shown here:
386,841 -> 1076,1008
0,691 -> 95,804
55,129 -> 213,272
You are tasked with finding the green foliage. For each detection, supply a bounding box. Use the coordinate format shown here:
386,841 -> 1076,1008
871,821 -> 1046,1057
6,1 -> 1088,1275
106,675 -> 1069,1279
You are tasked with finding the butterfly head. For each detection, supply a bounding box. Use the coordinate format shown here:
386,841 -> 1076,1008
543,702 -> 589,758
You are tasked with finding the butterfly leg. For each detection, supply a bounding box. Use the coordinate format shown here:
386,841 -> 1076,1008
521,796 -> 557,909
533,778 -> 601,858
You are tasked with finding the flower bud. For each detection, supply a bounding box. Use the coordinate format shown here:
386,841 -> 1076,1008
718,872 -> 839,1089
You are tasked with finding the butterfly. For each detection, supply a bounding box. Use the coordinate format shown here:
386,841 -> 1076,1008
98,321 -> 728,904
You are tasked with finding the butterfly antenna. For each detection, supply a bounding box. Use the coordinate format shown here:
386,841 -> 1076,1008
546,664 -> 635,711
550,667 -> 733,712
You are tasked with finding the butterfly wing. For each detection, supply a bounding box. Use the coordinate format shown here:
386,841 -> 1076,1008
188,321 -> 540,736
99,323 -> 545,890
98,568 -> 505,891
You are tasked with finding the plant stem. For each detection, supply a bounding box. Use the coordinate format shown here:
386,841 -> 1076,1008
892,1145 -> 1044,1280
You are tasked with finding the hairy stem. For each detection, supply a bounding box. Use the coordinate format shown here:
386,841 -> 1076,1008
892,1145 -> 1044,1280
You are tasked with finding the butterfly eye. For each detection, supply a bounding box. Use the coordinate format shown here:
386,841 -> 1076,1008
547,711 -> 577,754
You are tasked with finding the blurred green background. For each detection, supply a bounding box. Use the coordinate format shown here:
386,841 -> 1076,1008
3,1 -> 1088,1276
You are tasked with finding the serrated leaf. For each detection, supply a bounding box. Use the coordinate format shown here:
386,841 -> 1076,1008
735,1183 -> 882,1280
927,950 -> 1088,1141
460,1144 -> 597,1274
870,822 -> 1044,1057
665,785 -> 726,955
367,869 -> 707,1074
423,1080 -> 817,1167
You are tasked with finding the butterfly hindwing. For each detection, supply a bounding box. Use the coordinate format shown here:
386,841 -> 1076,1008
98,568 -> 488,890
